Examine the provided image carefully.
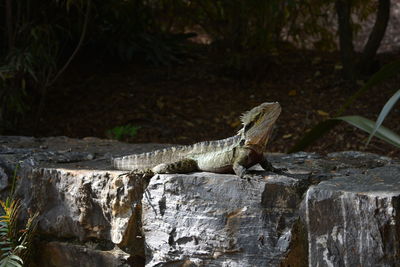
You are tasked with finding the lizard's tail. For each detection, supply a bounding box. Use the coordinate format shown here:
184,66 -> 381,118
112,148 -> 172,170
113,155 -> 140,170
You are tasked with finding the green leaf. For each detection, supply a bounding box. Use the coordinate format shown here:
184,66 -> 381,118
366,89 -> 400,145
106,124 -> 140,141
337,115 -> 400,148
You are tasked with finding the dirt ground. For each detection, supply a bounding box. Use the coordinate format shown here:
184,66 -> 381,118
17,47 -> 400,158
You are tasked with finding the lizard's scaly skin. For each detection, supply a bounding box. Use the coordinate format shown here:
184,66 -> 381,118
113,102 -> 281,178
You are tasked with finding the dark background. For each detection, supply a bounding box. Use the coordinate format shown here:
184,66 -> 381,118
1,0 -> 399,157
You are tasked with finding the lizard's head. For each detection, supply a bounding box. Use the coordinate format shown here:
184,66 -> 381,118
239,102 -> 281,151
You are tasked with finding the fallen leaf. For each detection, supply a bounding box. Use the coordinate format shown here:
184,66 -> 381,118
312,57 -> 321,65
317,110 -> 330,116
283,134 -> 292,139
156,98 -> 165,109
288,90 -> 297,96
334,64 -> 343,70
184,121 -> 195,127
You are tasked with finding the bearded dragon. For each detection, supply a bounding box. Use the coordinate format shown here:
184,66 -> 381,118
113,102 -> 281,178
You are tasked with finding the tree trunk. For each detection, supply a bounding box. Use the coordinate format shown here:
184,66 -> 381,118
5,0 -> 14,50
336,0 -> 391,81
356,0 -> 390,75
335,0 -> 356,81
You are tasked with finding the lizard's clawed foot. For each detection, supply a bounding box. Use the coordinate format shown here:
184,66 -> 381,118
270,167 -> 287,175
134,169 -> 154,179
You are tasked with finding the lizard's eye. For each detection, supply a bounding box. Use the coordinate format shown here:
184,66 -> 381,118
244,121 -> 254,132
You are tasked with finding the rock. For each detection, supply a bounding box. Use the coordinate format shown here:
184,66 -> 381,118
0,166 -> 8,191
35,241 -> 131,267
14,166 -> 152,265
0,136 -> 400,266
142,173 -> 308,266
0,136 -> 170,266
302,165 -> 400,267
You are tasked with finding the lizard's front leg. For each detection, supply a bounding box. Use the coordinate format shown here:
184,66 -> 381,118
232,148 -> 253,179
232,162 -> 249,179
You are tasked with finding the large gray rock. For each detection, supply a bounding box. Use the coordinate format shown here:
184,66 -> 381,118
17,168 -> 136,244
0,136 -> 399,266
35,241 -> 131,267
142,173 -> 307,266
303,165 -> 400,267
0,136 -> 169,266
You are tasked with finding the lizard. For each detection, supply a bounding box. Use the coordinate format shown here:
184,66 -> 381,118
113,102 -> 281,179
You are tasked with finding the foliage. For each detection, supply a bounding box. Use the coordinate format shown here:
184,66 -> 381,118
0,165 -> 38,267
332,89 -> 400,149
366,89 -> 400,146
0,198 -> 38,267
0,199 -> 24,267
290,61 -> 400,152
0,0 -> 392,134
336,115 -> 400,148
0,0 -> 90,133
107,124 -> 140,141
186,0 -> 286,51
82,0 -> 199,65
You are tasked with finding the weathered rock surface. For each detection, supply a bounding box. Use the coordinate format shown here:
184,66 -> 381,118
303,165 -> 400,267
0,136 -> 399,266
0,136 -> 168,266
142,173 -> 307,266
36,241 -> 131,267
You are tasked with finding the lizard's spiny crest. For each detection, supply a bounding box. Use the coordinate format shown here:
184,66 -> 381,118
240,102 -> 280,125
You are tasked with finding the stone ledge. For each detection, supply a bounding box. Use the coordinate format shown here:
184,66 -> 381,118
303,165 -> 400,266
0,136 -> 399,266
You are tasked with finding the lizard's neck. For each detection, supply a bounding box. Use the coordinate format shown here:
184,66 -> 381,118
243,143 -> 266,154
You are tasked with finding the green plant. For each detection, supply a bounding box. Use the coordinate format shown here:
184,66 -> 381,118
337,115 -> 400,148
186,0 -> 293,52
333,89 -> 400,148
0,196 -> 38,267
0,198 -> 38,267
0,164 -> 38,267
0,0 -> 91,133
89,0 -> 191,65
0,199 -> 24,267
290,60 -> 400,152
107,124 -> 140,141
366,89 -> 400,146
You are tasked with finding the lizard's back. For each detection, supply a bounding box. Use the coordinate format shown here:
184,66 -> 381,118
113,135 -> 240,171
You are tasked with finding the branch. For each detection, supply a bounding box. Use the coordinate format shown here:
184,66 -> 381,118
47,0 -> 92,87
356,0 -> 390,74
